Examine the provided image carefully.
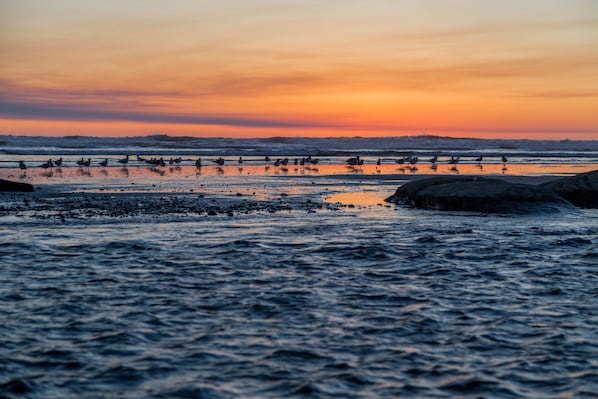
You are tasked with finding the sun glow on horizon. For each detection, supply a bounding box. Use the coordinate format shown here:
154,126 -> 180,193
1,1 -> 597,139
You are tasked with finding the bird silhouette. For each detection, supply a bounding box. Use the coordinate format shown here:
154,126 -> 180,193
346,155 -> 361,166
39,159 -> 53,169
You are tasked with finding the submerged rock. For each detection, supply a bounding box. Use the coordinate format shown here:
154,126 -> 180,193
385,176 -> 572,213
540,169 -> 598,208
0,179 -> 34,192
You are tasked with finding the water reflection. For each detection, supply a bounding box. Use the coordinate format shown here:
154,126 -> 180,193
2,162 -> 598,188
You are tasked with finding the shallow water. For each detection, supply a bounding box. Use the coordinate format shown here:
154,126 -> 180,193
1,161 -> 597,398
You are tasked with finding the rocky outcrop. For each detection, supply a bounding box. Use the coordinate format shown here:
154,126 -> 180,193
385,176 -> 573,213
540,170 -> 598,208
0,179 -> 34,192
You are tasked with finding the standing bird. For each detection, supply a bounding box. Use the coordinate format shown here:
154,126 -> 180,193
475,155 -> 483,163
54,157 -> 63,167
118,155 -> 129,165
39,159 -> 53,169
195,158 -> 202,168
213,157 -> 225,165
376,158 -> 381,166
83,158 -> 91,167
238,156 -> 243,164
501,156 -> 508,164
429,155 -> 438,164
77,157 -> 85,166
19,161 -> 27,170
448,156 -> 460,164
99,158 -> 108,167
346,155 -> 361,166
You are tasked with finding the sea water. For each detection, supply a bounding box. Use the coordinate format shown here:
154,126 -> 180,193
1,141 -> 597,398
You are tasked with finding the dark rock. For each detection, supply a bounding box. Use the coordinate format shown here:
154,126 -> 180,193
540,169 -> 598,208
0,179 -> 34,192
385,176 -> 573,213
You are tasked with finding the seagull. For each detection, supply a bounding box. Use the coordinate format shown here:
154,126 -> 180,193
213,157 -> 225,165
54,157 -> 63,167
83,158 -> 91,167
39,159 -> 53,169
99,158 -> 108,167
19,161 -> 27,170
118,155 -> 129,165
475,155 -> 483,163
77,157 -> 85,166
346,155 -> 361,166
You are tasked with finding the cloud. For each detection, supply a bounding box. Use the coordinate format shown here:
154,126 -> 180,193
0,99 -> 338,129
383,18 -> 598,42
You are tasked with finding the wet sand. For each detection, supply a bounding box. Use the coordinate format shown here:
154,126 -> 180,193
0,167 -> 578,223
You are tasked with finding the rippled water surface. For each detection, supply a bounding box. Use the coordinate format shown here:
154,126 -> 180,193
1,169 -> 597,398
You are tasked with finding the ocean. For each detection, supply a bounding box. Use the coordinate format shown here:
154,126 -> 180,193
1,136 -> 597,398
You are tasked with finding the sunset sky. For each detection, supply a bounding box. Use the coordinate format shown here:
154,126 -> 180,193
1,0 -> 597,139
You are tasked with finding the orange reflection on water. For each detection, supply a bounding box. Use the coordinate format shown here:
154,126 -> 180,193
326,191 -> 388,207
1,162 -> 597,185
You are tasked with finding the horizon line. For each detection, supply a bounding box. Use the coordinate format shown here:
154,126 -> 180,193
1,132 -> 597,142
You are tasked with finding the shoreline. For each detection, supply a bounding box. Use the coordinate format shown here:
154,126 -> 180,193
0,172 -> 579,223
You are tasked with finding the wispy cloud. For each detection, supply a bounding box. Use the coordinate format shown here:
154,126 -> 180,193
383,18 -> 598,42
0,99 -> 341,129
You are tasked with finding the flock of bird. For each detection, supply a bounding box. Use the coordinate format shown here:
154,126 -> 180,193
351,154 -> 508,170
15,154 -> 508,170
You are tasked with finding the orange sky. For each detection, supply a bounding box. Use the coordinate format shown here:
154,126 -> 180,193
1,1 -> 597,139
